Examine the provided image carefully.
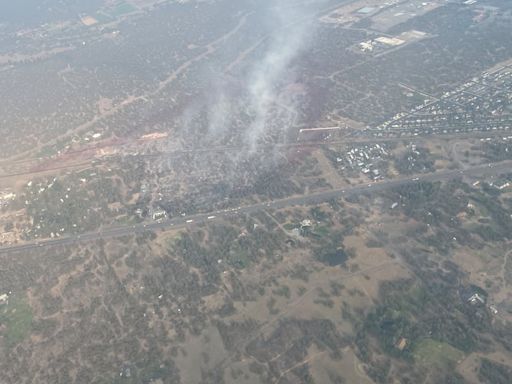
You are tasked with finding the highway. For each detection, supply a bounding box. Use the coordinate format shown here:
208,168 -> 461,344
1,159 -> 511,255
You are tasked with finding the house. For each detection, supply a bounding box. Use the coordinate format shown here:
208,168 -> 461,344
356,6 -> 376,14
152,210 -> 167,221
396,337 -> 408,351
359,41 -> 374,52
300,219 -> 312,228
468,293 -> 485,305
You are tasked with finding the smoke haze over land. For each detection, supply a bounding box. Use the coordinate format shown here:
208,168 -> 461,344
244,3 -> 314,150
199,1 -> 324,152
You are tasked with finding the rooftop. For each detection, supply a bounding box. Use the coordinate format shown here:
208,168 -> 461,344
357,6 -> 376,14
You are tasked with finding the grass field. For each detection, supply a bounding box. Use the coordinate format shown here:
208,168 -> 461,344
312,225 -> 329,237
0,296 -> 33,347
414,339 -> 465,369
109,2 -> 137,17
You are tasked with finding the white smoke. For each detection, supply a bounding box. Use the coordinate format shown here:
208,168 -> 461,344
190,0 -> 323,153
172,0 -> 326,159
244,1 -> 316,151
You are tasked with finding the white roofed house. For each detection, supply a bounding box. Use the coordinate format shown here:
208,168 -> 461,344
0,294 -> 8,305
468,293 -> 485,305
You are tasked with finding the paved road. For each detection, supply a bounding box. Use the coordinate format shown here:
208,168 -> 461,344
1,159 -> 511,255
126,129 -> 512,160
2,126 -> 510,169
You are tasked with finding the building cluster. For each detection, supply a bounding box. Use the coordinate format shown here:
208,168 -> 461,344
0,190 -> 16,208
358,30 -> 426,54
335,144 -> 389,180
374,66 -> 512,137
488,178 -> 511,191
21,177 -> 86,239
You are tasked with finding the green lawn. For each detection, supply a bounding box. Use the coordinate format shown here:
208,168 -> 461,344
312,225 -> 329,237
94,11 -> 114,23
108,2 -> 137,17
283,223 -> 297,230
0,296 -> 33,347
413,339 -> 465,369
